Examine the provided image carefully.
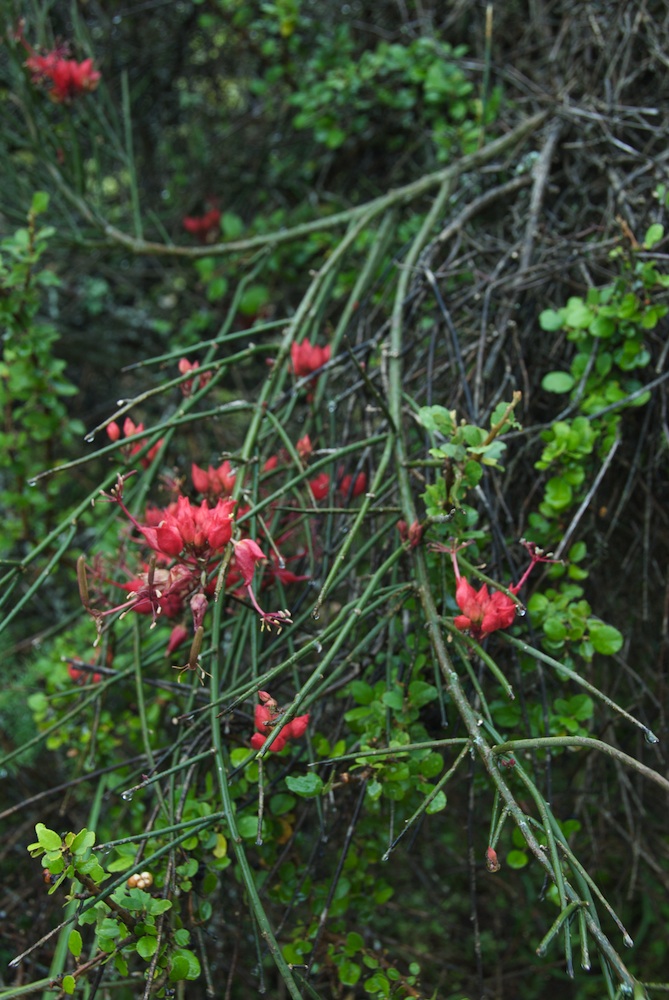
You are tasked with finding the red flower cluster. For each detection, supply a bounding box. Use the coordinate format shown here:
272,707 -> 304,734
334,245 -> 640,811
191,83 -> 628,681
67,662 -> 102,685
25,45 -> 100,103
397,519 -> 425,549
290,340 -> 331,379
434,539 -> 558,641
178,358 -> 212,396
250,691 -> 309,752
106,417 -> 163,469
139,495 -> 235,560
191,460 -> 236,497
182,209 -> 221,243
309,470 -> 367,502
453,575 -> 518,640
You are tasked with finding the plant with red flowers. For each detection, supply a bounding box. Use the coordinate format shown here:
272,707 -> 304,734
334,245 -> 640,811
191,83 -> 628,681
250,690 -> 309,752
182,208 -> 221,243
290,340 -> 331,380
106,417 -> 163,468
433,539 -> 559,641
19,31 -> 100,104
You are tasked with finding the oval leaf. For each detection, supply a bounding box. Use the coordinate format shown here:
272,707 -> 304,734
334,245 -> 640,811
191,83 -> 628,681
541,371 -> 575,394
285,773 -> 323,798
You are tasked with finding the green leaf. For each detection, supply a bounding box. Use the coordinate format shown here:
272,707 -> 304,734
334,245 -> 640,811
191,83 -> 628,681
221,211 -> 244,239
408,681 -> 438,708
588,620 -> 623,655
229,747 -> 254,768
543,618 -> 567,643
345,931 -> 364,953
426,790 -> 447,814
506,850 -> 529,869
169,948 -> 201,981
563,297 -> 594,328
338,958 -> 362,986
417,404 -> 455,436
31,191 -> 50,215
539,308 -> 564,331
269,793 -> 296,816
541,371 -> 575,394
71,828 -> 96,854
643,223 -> 664,249
285,773 -> 323,798
589,314 -> 616,338
237,815 -> 261,839
543,477 -> 573,511
35,823 -> 62,852
419,752 -> 444,778
381,690 -> 404,711
137,935 -> 158,960
349,680 -> 374,704
149,899 -> 173,915
239,283 -> 269,316
61,975 -> 76,995
68,930 -> 82,958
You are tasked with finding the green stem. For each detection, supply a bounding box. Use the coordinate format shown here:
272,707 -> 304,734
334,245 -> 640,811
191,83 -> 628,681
490,735 -> 669,794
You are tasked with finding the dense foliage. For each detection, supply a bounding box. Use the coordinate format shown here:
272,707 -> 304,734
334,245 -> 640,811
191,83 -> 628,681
1,2 -> 668,999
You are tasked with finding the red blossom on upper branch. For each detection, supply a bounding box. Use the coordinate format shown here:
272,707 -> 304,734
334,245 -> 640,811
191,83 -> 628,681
21,33 -> 100,103
106,417 -> 163,469
178,358 -> 212,396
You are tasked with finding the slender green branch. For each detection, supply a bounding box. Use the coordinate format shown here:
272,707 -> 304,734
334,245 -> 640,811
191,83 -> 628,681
491,736 -> 669,794
46,112 -> 547,258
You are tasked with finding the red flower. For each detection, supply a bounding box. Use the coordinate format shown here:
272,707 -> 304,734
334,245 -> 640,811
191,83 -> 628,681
68,662 -> 102,684
453,577 -> 517,640
166,624 -> 189,656
436,539 -> 559,642
178,358 -> 211,396
309,472 -> 330,501
397,519 -> 425,548
191,460 -> 236,497
121,563 -> 195,619
139,495 -> 235,560
106,417 -> 163,469
233,538 -> 267,586
182,209 -> 221,244
290,340 -> 331,379
296,434 -> 313,460
249,691 -> 310,752
25,48 -> 100,103
339,471 -> 367,499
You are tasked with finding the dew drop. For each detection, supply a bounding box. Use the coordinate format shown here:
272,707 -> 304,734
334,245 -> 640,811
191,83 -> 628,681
27,478 -> 38,487
381,851 -> 390,862
116,399 -> 127,406
623,933 -> 634,948
84,432 -> 95,443
121,790 -> 133,802
278,558 -> 286,570
516,605 -> 527,617
644,729 -> 659,745
327,400 -> 337,413
311,610 -> 320,621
